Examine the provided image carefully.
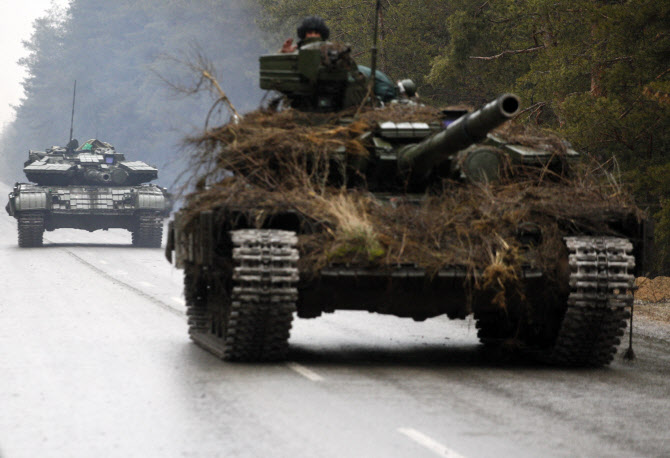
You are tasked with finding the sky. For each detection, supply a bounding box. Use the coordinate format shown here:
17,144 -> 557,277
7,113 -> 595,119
0,0 -> 70,131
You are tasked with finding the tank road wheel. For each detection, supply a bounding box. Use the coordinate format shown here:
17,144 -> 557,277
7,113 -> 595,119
545,237 -> 635,367
132,211 -> 163,247
474,308 -> 515,346
473,292 -> 527,362
17,212 -> 45,247
188,229 -> 299,362
474,236 -> 634,367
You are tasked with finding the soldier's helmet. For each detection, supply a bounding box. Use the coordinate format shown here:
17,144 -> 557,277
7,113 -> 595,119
398,79 -> 417,98
297,16 -> 330,40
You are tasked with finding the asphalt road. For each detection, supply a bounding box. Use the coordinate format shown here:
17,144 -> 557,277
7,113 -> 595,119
1,200 -> 670,457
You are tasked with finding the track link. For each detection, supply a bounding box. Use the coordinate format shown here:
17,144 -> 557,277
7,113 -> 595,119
189,229 -> 299,362
18,212 -> 45,247
185,267 -> 209,334
132,212 -> 163,247
548,236 -> 635,366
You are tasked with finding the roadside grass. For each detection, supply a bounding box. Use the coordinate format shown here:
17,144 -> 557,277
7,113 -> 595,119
635,301 -> 670,324
635,277 -> 670,324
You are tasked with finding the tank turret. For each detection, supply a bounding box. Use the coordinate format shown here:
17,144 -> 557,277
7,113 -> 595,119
260,47 -> 537,188
22,139 -> 158,186
395,93 -> 520,183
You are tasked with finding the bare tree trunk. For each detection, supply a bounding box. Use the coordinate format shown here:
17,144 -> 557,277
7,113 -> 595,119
378,6 -> 385,74
590,8 -> 605,96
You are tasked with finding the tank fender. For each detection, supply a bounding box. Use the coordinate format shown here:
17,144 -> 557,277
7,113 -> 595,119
5,194 -> 15,216
165,220 -> 175,263
170,211 -> 191,268
169,211 -> 214,268
13,188 -> 48,212
136,188 -> 166,210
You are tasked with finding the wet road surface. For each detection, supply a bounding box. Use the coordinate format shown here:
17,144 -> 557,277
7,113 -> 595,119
1,204 -> 670,457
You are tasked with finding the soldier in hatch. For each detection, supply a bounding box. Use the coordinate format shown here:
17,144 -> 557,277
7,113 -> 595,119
275,15 -> 417,108
280,15 -> 330,53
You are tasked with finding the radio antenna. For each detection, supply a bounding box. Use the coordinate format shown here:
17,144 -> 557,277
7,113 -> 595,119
68,80 -> 76,145
368,0 -> 382,106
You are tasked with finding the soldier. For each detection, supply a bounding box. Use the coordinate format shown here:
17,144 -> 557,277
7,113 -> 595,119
280,15 -> 330,53
396,79 -> 419,102
65,138 -> 79,154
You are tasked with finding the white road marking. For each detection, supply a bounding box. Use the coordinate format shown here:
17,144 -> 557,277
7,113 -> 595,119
99,260 -> 108,265
62,250 -> 185,318
116,270 -> 128,276
171,297 -> 185,306
140,281 -> 154,288
397,428 -> 466,458
286,362 -> 324,382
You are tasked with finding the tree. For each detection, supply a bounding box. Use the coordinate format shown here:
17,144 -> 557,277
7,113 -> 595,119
255,0 -> 455,103
426,0 -> 670,271
1,0 -> 267,187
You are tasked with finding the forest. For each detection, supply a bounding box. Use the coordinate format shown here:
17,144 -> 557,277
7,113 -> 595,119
1,0 -> 668,271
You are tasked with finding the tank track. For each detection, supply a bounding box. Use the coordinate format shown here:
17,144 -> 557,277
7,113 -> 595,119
185,267 -> 209,334
132,212 -> 163,247
189,229 -> 299,362
474,308 -> 513,345
546,236 -> 635,366
18,212 -> 45,247
474,236 -> 634,366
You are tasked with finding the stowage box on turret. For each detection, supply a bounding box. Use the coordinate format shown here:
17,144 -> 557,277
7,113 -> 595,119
6,139 -> 170,247
165,40 -> 653,366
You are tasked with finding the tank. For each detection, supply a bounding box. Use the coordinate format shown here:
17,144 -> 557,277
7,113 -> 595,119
165,41 -> 653,366
6,138 -> 170,248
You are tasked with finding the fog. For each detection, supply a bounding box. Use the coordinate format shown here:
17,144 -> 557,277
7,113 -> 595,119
0,0 -> 270,190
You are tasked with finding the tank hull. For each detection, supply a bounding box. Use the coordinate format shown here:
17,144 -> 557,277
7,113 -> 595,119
7,183 -> 167,247
167,205 -> 648,366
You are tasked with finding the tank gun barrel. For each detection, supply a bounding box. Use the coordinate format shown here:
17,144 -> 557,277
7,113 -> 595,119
397,93 -> 520,181
83,167 -> 113,184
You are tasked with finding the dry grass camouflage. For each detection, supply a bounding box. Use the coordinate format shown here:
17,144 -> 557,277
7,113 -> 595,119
177,105 -> 644,298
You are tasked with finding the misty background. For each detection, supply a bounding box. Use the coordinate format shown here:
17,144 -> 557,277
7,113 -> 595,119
0,0 -> 275,190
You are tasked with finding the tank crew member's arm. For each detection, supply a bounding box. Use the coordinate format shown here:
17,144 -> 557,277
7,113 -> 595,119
280,38 -> 297,53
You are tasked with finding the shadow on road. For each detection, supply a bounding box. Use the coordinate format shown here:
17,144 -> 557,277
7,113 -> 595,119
45,243 -> 130,248
286,343 -> 564,370
17,242 -> 160,249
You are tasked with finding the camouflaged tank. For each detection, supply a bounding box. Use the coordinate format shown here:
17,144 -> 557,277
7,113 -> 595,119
165,40 -> 653,366
6,139 -> 170,248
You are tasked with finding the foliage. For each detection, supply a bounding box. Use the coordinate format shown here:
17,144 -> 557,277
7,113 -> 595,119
179,106 -> 643,282
254,0 -> 454,103
1,0 -> 267,188
257,0 -> 670,272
